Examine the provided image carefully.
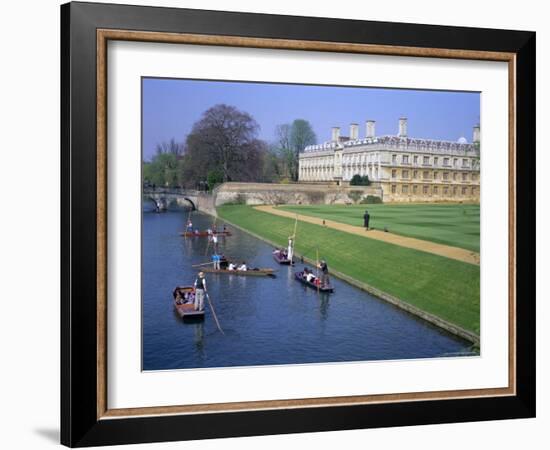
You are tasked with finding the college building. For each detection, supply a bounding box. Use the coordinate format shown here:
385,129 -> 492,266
298,118 -> 480,202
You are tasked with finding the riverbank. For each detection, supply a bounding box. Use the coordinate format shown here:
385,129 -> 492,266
217,205 -> 480,342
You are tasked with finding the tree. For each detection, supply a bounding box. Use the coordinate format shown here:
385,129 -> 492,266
274,119 -> 316,181
184,104 -> 265,185
350,174 -> 370,186
143,152 -> 179,187
155,138 -> 184,156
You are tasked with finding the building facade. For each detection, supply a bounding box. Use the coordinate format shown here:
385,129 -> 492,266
298,118 -> 480,202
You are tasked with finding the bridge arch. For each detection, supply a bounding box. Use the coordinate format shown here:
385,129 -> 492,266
183,197 -> 197,211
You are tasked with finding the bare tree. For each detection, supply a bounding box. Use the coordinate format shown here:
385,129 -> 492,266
274,119 -> 317,181
155,138 -> 184,156
184,104 -> 264,184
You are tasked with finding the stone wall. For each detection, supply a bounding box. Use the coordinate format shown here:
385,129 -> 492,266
213,182 -> 383,206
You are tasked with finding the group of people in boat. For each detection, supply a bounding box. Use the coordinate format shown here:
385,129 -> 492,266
186,219 -> 228,235
211,253 -> 250,271
300,260 -> 330,288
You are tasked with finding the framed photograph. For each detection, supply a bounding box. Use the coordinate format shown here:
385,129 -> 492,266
61,1 -> 535,447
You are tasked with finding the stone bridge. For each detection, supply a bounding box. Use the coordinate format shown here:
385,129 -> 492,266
144,182 -> 383,216
143,187 -> 217,216
213,182 -> 383,206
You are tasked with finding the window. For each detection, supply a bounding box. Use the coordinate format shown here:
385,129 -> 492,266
443,186 -> 449,195
402,185 -> 409,194
413,185 -> 418,194
454,158 -> 458,167
462,173 -> 468,181
413,155 -> 418,164
471,187 -> 476,195
402,155 -> 409,164
472,173 -> 478,181
453,186 -> 457,196
453,172 -> 458,181
423,156 -> 430,165
402,170 -> 409,179
423,185 -> 429,194
433,171 -> 438,180
413,170 -> 418,179
434,157 -> 439,166
392,169 -> 397,178
391,185 -> 396,193
433,186 -> 438,194
443,172 -> 449,180
423,171 -> 430,179
462,158 -> 469,167
392,154 -> 397,164
462,187 -> 467,195
443,157 -> 449,166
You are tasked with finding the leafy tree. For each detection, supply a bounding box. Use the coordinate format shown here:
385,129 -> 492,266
207,168 -> 224,190
143,138 -> 183,187
350,174 -> 371,186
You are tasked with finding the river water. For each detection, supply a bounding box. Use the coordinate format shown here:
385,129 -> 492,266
142,209 -> 472,371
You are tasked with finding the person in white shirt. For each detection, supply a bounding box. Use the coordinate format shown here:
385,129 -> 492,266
237,261 -> 247,271
228,262 -> 236,271
287,237 -> 294,263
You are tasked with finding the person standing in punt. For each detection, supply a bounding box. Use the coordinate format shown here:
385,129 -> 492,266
287,236 -> 294,263
194,272 -> 207,311
212,253 -> 221,270
318,260 -> 330,287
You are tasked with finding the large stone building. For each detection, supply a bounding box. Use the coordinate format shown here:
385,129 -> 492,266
298,118 -> 480,202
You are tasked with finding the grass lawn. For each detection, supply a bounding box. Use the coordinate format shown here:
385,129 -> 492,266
280,203 -> 480,252
218,205 -> 480,335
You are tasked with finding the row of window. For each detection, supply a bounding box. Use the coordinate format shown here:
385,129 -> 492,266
391,169 -> 478,182
392,154 -> 472,168
390,185 -> 478,196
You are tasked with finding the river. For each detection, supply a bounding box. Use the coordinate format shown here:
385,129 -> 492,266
142,208 -> 473,371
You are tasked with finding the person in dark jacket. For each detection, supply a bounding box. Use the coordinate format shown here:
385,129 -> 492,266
363,210 -> 370,230
317,260 -> 330,287
193,272 -> 207,311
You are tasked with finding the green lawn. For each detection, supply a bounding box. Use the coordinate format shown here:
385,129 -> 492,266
280,203 -> 480,252
218,205 -> 480,335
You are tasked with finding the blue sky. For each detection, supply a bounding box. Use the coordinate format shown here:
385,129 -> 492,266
142,78 -> 480,160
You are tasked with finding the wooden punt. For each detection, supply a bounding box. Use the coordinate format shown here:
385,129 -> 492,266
202,268 -> 276,277
179,231 -> 232,237
294,271 -> 334,293
272,249 -> 293,265
172,286 -> 205,320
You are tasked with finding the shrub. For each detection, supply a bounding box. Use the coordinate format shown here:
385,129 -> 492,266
347,190 -> 363,204
360,195 -> 382,204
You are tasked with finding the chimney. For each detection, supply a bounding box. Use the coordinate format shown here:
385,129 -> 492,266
366,120 -> 376,138
398,117 -> 408,138
473,124 -> 480,144
350,123 -> 359,140
331,126 -> 341,142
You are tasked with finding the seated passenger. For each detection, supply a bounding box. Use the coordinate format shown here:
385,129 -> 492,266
228,262 -> 236,271
237,261 -> 247,271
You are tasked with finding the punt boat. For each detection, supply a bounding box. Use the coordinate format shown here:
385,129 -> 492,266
172,286 -> 205,320
272,249 -> 293,265
179,230 -> 232,237
294,271 -> 334,293
202,268 -> 276,277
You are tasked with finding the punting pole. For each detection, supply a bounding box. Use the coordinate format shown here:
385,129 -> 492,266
316,248 -> 320,294
206,293 -> 224,334
191,261 -> 216,268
